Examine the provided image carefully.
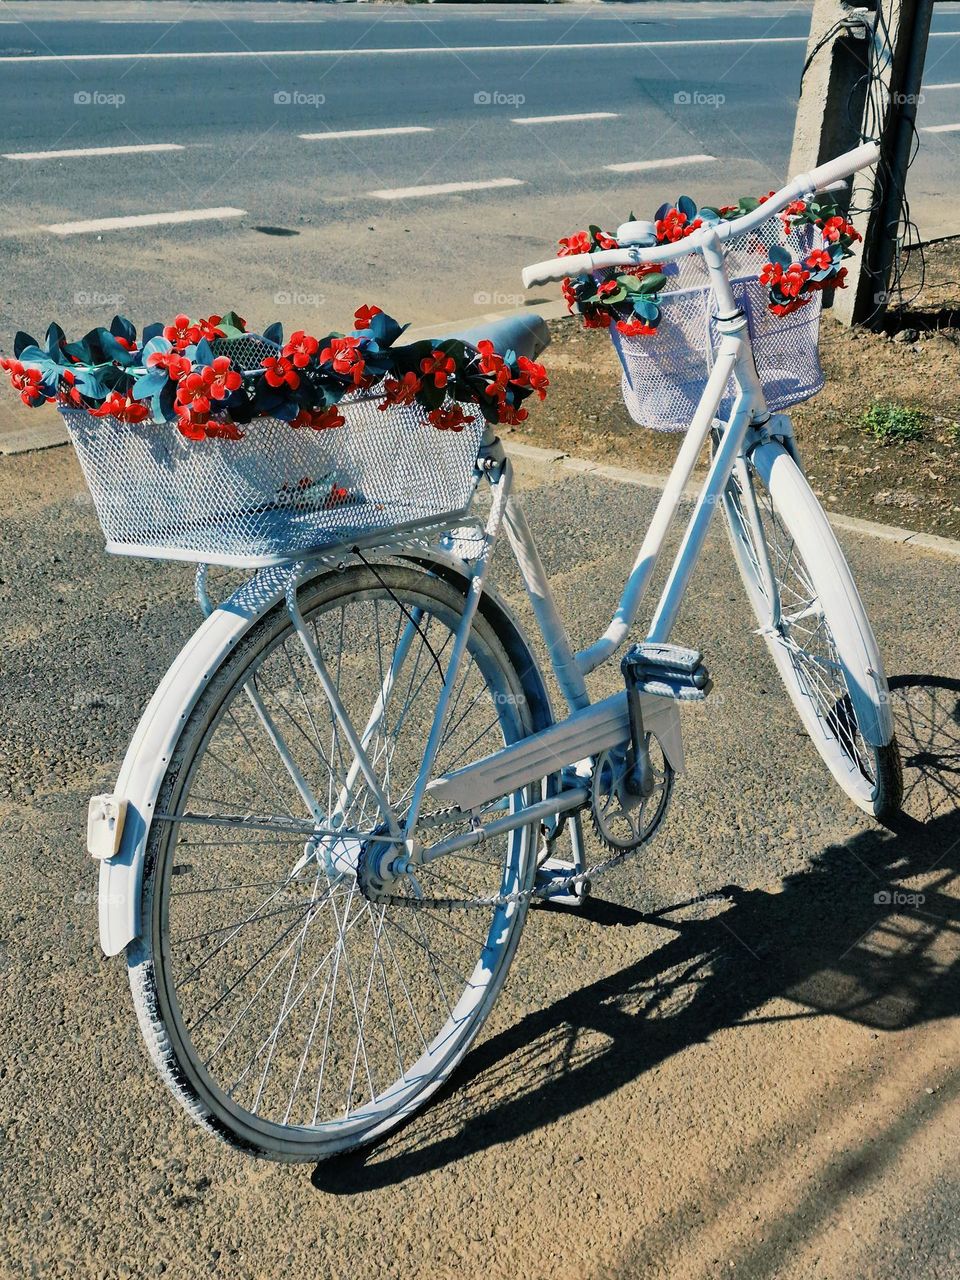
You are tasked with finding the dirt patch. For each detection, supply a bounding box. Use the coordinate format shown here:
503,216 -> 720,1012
513,240 -> 960,540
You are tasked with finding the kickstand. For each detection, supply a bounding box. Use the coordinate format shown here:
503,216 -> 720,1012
534,810 -> 591,908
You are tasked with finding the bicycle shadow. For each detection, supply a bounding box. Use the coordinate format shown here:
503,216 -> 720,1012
312,675 -> 960,1194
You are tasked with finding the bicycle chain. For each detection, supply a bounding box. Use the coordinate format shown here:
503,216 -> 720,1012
364,818 -> 652,912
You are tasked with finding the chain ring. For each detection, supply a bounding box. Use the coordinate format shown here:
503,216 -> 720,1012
360,739 -> 675,912
589,737 -> 674,853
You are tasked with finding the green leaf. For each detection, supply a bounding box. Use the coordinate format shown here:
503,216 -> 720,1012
616,274 -> 641,293
636,272 -> 667,296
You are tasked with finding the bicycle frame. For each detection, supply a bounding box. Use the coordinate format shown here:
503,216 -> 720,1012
293,231 -> 790,876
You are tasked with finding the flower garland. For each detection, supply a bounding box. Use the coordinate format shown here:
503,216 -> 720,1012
559,191 -> 860,333
1,305 -> 549,442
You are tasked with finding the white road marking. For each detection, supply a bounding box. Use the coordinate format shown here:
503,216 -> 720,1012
605,153 -> 715,173
924,82 -> 960,90
4,142 -> 184,161
46,206 -> 245,235
299,125 -> 433,140
0,36 -> 816,63
513,111 -> 618,125
496,17 -> 548,21
920,122 -> 960,133
369,178 -> 524,200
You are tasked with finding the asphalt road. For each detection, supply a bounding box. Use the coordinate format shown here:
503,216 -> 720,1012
0,0 -> 958,370
2,444 -> 960,1278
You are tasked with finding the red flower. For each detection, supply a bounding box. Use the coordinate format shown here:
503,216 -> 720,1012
58,369 -> 84,408
558,231 -> 591,257
511,356 -> 549,401
655,209 -> 702,244
581,308 -> 611,330
89,392 -> 150,424
353,304 -> 383,330
319,336 -> 367,385
779,263 -> 811,299
113,335 -> 138,354
205,421 -> 244,441
780,198 -> 807,232
146,349 -> 191,380
561,277 -> 578,313
291,405 -> 346,431
821,215 -> 861,244
805,248 -> 833,271
428,404 -> 472,432
615,318 -> 657,337
283,330 -> 320,369
207,356 -> 242,400
163,313 -> 201,351
262,355 -> 300,390
4,361 -> 49,407
759,261 -> 784,288
497,402 -> 529,426
378,371 -> 422,410
595,230 -> 619,250
770,297 -> 811,317
596,279 -> 620,297
420,348 -> 457,389
197,315 -> 226,342
475,339 -> 506,378
757,190 -> 778,204
177,358 -> 242,405
176,413 -> 207,441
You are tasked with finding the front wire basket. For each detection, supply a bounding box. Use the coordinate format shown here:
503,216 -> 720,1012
607,221 -> 826,432
60,334 -> 486,567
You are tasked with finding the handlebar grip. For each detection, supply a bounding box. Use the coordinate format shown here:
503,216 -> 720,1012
522,253 -> 591,288
803,141 -> 880,192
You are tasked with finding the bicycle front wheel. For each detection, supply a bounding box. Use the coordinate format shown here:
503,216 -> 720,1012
129,561 -> 542,1161
722,441 -> 902,820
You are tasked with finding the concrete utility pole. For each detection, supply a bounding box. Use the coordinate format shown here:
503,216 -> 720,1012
789,0 -> 935,326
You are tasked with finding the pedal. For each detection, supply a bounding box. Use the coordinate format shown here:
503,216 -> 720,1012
621,642 -> 712,703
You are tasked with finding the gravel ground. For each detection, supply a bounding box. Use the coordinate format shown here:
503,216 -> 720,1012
2,448 -> 960,1279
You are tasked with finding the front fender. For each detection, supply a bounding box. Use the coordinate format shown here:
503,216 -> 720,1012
98,551 -> 555,957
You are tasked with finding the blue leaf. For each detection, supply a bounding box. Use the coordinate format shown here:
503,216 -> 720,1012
633,298 -> 660,321
131,370 -> 167,401
142,322 -> 164,345
141,335 -> 172,362
13,331 -> 37,359
654,202 -> 672,221
110,315 -> 137,345
263,322 -> 283,346
677,195 -> 697,221
193,337 -> 215,367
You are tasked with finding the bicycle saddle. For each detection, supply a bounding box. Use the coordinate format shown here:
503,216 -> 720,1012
445,312 -> 549,361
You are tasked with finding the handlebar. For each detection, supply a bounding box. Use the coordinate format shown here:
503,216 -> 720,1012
520,141 -> 878,289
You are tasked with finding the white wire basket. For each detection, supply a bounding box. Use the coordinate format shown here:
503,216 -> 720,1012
60,335 -> 485,568
608,222 -> 826,432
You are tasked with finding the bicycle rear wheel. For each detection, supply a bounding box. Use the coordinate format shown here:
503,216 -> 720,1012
129,562 -> 543,1161
721,441 -> 902,820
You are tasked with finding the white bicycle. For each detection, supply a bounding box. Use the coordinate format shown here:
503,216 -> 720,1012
82,142 -> 901,1161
